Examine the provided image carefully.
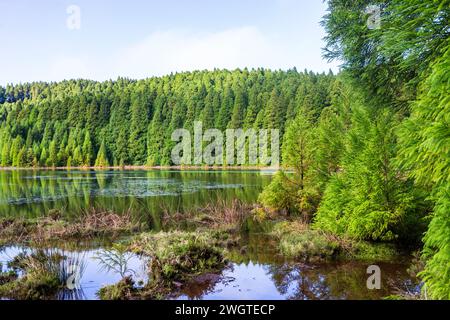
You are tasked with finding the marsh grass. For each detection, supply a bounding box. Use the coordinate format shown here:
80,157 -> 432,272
97,276 -> 137,300
271,220 -> 402,262
161,199 -> 253,231
94,243 -> 138,279
0,248 -> 87,300
130,231 -> 226,282
0,208 -> 142,243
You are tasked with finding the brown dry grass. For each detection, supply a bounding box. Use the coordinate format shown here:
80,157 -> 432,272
0,209 -> 141,243
161,199 -> 253,230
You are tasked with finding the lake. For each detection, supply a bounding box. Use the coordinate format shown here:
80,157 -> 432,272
0,169 -> 420,300
0,169 -> 271,224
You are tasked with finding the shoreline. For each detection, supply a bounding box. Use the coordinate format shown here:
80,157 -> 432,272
0,165 -> 280,171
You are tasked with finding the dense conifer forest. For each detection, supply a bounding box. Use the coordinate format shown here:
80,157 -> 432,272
0,69 -> 334,167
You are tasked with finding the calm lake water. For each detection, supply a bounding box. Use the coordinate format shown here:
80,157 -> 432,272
0,169 -> 420,300
0,235 -> 420,300
0,169 -> 271,223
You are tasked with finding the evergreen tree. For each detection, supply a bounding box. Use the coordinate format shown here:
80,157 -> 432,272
147,104 -> 164,166
81,131 -> 93,166
95,140 -> 110,167
398,45 -> 450,299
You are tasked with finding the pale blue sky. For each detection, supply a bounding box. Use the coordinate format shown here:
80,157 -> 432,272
0,0 -> 340,85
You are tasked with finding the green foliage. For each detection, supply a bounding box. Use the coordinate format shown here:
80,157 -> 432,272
323,0 -> 449,109
98,276 -> 136,300
0,250 -> 65,300
315,106 -> 426,241
0,70 -> 335,168
319,0 -> 449,299
271,220 -> 401,263
259,77 -> 351,218
258,171 -> 299,214
95,140 -> 110,167
419,185 -> 450,300
398,44 -> 450,299
271,221 -> 340,261
130,231 -> 225,283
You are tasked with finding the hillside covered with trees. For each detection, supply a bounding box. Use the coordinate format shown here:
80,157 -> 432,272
0,69 -> 334,168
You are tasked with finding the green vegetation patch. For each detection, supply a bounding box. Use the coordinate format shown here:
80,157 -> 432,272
98,230 -> 227,300
271,221 -> 340,262
0,250 -> 66,300
97,276 -> 137,300
130,231 -> 226,283
271,221 -> 403,263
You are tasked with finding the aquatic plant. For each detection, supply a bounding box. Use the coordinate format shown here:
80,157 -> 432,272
0,249 -> 87,300
272,221 -> 340,261
94,243 -> 138,279
161,198 -> 253,231
271,220 -> 402,263
131,231 -> 226,283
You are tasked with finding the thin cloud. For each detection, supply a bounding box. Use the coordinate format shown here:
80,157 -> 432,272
34,26 -> 340,84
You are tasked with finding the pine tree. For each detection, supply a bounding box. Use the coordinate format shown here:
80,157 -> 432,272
1,140 -> 10,167
398,45 -> 450,299
95,140 -> 110,167
315,106 -> 424,241
82,131 -> 93,166
48,141 -> 58,167
216,86 -> 234,131
147,104 -> 164,166
228,87 -> 247,129
129,95 -> 149,165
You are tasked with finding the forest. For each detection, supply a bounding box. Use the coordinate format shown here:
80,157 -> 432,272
259,0 -> 449,299
0,0 -> 448,300
0,69 -> 334,167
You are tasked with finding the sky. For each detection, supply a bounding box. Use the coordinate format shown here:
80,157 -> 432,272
0,0 -> 341,85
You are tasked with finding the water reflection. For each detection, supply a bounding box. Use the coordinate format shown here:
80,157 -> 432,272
0,246 -> 147,300
0,170 -> 271,226
0,242 -> 418,300
176,235 -> 419,300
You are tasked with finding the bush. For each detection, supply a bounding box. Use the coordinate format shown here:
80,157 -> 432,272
258,171 -> 299,214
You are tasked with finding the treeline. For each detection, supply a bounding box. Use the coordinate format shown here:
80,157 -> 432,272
260,0 -> 449,299
0,69 -> 335,167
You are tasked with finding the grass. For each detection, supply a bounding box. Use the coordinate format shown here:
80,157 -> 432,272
97,230 -> 227,300
161,199 -> 253,232
0,248 -> 87,300
270,220 -> 404,262
0,249 -> 69,300
0,208 -> 142,244
130,231 -> 226,283
271,221 -> 340,262
97,276 -> 137,300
